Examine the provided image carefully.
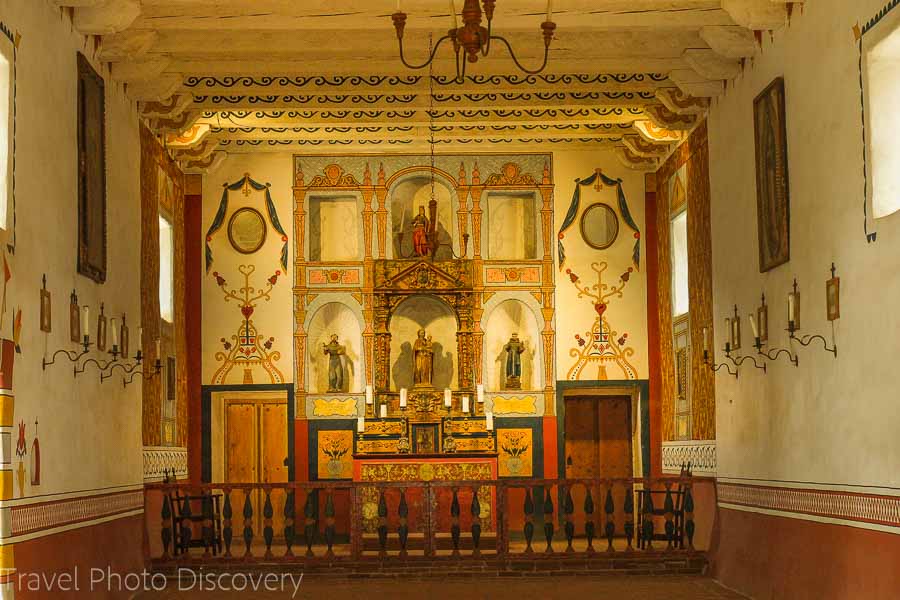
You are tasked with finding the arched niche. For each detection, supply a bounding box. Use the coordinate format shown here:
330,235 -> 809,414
389,172 -> 457,260
483,297 -> 543,391
388,294 -> 457,391
306,301 -> 363,394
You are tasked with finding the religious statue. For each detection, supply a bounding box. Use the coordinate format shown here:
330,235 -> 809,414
503,333 -> 526,389
322,334 -> 345,392
411,205 -> 431,257
412,328 -> 434,388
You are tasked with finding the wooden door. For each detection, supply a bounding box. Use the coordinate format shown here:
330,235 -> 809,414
598,396 -> 633,534
261,402 -> 288,537
564,397 -> 600,535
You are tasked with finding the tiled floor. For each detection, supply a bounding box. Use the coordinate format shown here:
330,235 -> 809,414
136,575 -> 748,599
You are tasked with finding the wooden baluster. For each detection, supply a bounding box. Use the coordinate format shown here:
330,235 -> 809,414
263,488 -> 274,559
642,487 -> 655,551
160,493 -> 172,559
664,482 -> 675,550
304,491 -> 317,557
398,488 -> 409,557
523,487 -> 535,554
623,485 -> 634,551
684,482 -> 695,551
584,487 -> 595,554
543,487 -> 554,554
470,487 -> 482,557
242,492 -> 254,557
604,486 -> 615,552
377,489 -> 388,558
563,486 -> 575,553
283,490 -> 295,558
222,489 -> 233,558
450,487 -> 461,557
324,490 -> 336,558
202,493 -> 214,558
180,494 -> 192,557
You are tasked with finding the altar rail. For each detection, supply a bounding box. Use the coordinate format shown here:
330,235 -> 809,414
144,476 -> 711,566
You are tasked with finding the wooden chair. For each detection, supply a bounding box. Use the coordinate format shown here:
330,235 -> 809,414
169,489 -> 223,556
636,462 -> 691,549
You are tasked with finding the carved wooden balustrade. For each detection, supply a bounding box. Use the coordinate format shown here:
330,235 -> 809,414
144,476 -> 708,566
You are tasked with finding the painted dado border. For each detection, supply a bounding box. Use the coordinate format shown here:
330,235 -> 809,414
2,486 -> 144,544
143,446 -> 189,481
717,479 -> 900,535
662,440 -> 716,475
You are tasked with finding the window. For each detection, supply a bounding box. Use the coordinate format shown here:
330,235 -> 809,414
159,214 -> 174,322
866,16 -> 900,219
671,209 -> 689,316
0,43 -> 12,231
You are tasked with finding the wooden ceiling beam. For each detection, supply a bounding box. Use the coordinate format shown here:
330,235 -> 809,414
682,48 -> 742,80
721,0 -> 788,30
73,0 -> 140,35
699,25 -> 759,58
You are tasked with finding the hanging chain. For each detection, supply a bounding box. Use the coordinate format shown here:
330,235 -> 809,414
428,33 -> 437,204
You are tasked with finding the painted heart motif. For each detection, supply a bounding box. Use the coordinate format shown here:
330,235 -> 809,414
241,305 -> 254,319
594,302 -> 607,317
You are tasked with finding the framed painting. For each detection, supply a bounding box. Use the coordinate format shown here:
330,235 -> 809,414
754,77 -> 790,273
76,53 -> 107,284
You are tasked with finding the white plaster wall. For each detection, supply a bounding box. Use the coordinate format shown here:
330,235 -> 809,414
708,0 -> 900,487
3,1 -> 143,495
200,153 -> 294,385
552,150 -> 649,381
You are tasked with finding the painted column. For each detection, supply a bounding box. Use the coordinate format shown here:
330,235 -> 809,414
0,339 -> 16,599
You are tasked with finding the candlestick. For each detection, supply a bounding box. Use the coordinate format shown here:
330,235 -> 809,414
485,412 -> 494,431
365,385 -> 374,405
357,415 -> 365,433
399,388 -> 407,408
749,314 -> 759,339
462,396 -> 470,414
449,0 -> 458,29
724,318 -> 731,346
444,388 -> 452,407
81,305 -> 89,337
476,384 -> 484,403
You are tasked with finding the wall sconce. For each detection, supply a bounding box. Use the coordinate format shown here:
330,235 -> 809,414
788,268 -> 838,357
702,327 -> 737,378
101,317 -> 144,383
753,294 -> 798,367
724,306 -> 766,373
42,296 -> 92,372
122,337 -> 162,387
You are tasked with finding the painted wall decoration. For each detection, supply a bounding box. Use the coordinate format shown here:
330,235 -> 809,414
490,395 -> 538,415
754,77 -> 791,273
565,261 -> 637,380
498,428 -> 533,477
15,420 -> 25,497
30,419 -> 39,486
317,430 -> 353,479
205,174 -> 289,273
311,397 -> 357,418
210,264 -> 284,385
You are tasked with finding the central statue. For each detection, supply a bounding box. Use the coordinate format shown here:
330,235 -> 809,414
411,205 -> 431,257
412,328 -> 434,388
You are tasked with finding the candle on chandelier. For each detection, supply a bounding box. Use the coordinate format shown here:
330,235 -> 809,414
396,0 -> 401,11
485,412 -> 494,431
449,0 -> 458,29
156,338 -> 161,358
702,327 -> 709,353
365,385 -> 374,405
357,415 -> 365,433
476,384 -> 484,403
788,290 -> 796,324
81,305 -> 90,339
462,396 -> 470,414
400,388 -> 408,408
110,318 -> 119,348
444,388 -> 452,407
546,0 -> 553,21
749,314 -> 759,339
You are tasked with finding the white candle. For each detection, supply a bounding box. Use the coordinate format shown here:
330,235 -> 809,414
396,0 -> 401,11
138,327 -> 143,343
732,318 -> 739,341
788,291 -> 795,324
379,404 -> 387,419
365,385 -> 374,405
156,339 -> 161,358
476,384 -> 484,403
110,318 -> 119,347
444,388 -> 452,407
357,416 -> 365,433
449,0 -> 458,29
485,412 -> 494,431
546,0 -> 553,21
462,396 -> 470,414
702,327 -> 709,352
749,314 -> 759,338
81,306 -> 89,338
399,388 -> 407,408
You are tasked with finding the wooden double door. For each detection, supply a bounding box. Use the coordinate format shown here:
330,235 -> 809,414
564,394 -> 633,536
224,397 -> 288,536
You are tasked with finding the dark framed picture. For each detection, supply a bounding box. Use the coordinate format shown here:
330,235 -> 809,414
412,423 -> 438,454
40,286 -> 51,333
76,52 -> 107,284
69,291 -> 81,343
826,276 -> 840,321
754,77 -> 791,273
757,303 -> 769,343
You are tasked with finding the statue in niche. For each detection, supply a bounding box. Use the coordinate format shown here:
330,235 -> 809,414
504,333 -> 526,389
411,205 -> 431,257
322,334 -> 345,392
413,328 -> 434,388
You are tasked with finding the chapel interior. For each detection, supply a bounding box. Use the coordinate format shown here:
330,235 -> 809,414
0,1 -> 898,599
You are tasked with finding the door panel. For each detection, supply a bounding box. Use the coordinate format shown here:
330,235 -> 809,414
261,402 -> 288,537
225,402 -> 258,483
564,397 -> 599,535
598,396 -> 633,534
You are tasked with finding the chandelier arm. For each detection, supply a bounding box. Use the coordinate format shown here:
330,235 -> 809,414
489,34 -> 551,75
397,34 -> 453,70
480,19 -> 494,57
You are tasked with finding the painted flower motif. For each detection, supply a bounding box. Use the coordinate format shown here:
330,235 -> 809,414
566,269 -> 579,283
264,337 -> 274,350
221,337 -> 232,350
575,334 -> 586,347
268,272 -> 280,285
618,333 -> 628,346
213,272 -> 227,287
363,502 -> 379,520
621,271 -> 631,282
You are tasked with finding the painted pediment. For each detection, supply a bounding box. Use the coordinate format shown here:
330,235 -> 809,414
375,259 -> 473,291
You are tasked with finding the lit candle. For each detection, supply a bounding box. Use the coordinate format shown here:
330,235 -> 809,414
110,318 -> 119,347
81,305 -> 89,338
365,385 -> 374,405
485,412 -> 494,431
749,314 -> 759,339
449,0 -> 458,29
788,291 -> 795,324
379,403 -> 387,419
462,396 -> 470,414
357,416 -> 365,433
702,327 -> 709,352
400,388 -> 407,408
444,388 -> 452,407
476,384 -> 484,403
546,0 -> 553,21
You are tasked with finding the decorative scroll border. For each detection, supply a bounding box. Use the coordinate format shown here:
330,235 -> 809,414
661,440 -> 716,475
9,488 -> 144,540
717,481 -> 900,534
143,445 -> 189,481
